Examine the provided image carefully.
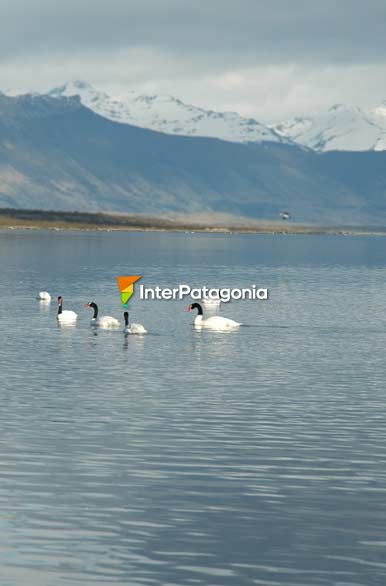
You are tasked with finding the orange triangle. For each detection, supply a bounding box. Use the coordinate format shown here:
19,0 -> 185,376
117,276 -> 142,293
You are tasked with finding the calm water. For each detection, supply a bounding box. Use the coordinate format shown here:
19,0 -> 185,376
1,230 -> 386,586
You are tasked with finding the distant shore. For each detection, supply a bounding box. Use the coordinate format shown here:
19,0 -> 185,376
0,208 -> 385,236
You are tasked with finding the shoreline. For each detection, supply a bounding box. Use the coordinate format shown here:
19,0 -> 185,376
0,208 -> 385,236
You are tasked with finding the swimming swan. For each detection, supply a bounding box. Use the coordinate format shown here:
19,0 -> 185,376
37,291 -> 51,302
57,296 -> 78,323
188,302 -> 241,330
85,302 -> 120,328
123,311 -> 147,334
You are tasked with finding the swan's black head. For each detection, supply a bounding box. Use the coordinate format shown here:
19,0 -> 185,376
84,301 -> 97,308
57,296 -> 62,304
188,303 -> 203,315
124,311 -> 129,326
85,301 -> 98,318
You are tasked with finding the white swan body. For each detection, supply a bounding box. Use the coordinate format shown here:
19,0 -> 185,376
123,312 -> 147,334
92,316 -> 121,329
38,291 -> 51,301
86,302 -> 120,328
188,303 -> 241,331
194,314 -> 240,330
126,323 -> 148,334
58,310 -> 78,323
57,296 -> 78,323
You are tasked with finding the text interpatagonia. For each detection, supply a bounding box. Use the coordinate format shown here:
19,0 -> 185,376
139,284 -> 268,303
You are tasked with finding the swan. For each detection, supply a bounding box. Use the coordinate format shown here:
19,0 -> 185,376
188,302 -> 241,330
85,302 -> 120,328
123,311 -> 147,334
57,296 -> 78,323
37,291 -> 51,302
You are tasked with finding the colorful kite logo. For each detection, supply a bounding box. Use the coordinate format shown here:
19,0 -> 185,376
117,275 -> 142,307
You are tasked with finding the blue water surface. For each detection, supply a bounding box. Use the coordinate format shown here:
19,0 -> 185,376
0,230 -> 386,586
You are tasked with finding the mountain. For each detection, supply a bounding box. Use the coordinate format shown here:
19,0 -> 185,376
46,81 -> 288,146
1,92 -> 386,224
273,103 -> 386,152
10,81 -> 386,153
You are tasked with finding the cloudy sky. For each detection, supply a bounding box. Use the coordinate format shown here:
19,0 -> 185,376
1,0 -> 386,121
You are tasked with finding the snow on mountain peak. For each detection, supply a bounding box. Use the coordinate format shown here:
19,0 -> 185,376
6,80 -> 386,152
43,81 -> 288,145
50,80 -> 95,95
274,100 -> 386,152
328,103 -> 359,114
370,101 -> 386,119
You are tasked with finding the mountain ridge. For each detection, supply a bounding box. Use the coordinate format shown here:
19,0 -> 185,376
45,80 -> 289,146
7,80 -> 386,153
1,91 -> 386,225
273,103 -> 386,152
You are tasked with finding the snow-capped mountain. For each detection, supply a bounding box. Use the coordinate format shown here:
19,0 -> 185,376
2,90 -> 386,224
46,81 -> 287,145
273,103 -> 386,152
8,80 -> 386,152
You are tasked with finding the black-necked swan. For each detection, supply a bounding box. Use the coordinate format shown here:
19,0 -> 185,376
123,311 -> 147,334
37,291 -> 51,302
85,302 -> 120,328
188,302 -> 241,330
57,296 -> 78,323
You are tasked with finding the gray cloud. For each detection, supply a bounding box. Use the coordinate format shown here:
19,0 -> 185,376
1,0 -> 386,120
1,0 -> 386,63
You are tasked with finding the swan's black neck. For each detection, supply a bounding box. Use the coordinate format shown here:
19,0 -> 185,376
124,311 -> 129,327
89,302 -> 98,319
57,298 -> 63,315
191,303 -> 203,315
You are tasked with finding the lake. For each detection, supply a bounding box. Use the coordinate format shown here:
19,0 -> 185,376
1,229 -> 386,586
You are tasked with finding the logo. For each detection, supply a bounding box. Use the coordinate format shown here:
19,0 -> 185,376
117,275 -> 142,307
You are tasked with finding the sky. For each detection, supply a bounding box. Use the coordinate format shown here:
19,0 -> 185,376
1,0 -> 386,121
